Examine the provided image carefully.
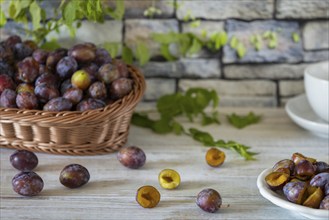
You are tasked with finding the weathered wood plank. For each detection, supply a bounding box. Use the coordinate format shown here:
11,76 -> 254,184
0,107 -> 327,219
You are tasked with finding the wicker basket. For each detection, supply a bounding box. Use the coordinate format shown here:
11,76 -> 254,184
0,65 -> 146,155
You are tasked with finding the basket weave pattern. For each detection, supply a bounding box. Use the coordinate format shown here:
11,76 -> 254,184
0,66 -> 145,155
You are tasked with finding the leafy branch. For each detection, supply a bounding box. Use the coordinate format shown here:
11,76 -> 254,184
131,88 -> 259,160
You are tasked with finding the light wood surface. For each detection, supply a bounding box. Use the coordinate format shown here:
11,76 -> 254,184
0,107 -> 328,220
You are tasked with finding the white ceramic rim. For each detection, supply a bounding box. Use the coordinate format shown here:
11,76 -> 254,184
285,94 -> 329,137
257,168 -> 329,219
304,61 -> 329,83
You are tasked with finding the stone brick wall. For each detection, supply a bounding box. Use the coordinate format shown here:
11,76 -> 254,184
1,0 -> 328,107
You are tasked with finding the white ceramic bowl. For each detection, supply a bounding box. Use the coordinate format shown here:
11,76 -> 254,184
304,61 -> 329,122
257,168 -> 329,220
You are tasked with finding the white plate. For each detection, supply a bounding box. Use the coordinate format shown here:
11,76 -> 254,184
257,168 -> 329,219
285,94 -> 329,138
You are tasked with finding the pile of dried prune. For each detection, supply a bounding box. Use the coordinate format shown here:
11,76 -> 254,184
0,35 -> 133,111
265,152 -> 329,210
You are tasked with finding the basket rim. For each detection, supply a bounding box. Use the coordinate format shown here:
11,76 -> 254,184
0,65 -> 146,123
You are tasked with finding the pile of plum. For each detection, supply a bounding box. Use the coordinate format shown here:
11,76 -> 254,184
265,152 -> 329,209
0,35 -> 133,111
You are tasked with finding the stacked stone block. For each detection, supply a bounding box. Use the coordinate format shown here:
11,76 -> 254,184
1,0 -> 328,107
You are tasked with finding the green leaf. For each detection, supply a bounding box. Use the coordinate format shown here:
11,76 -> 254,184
152,32 -> 178,44
8,2 -> 16,18
230,36 -> 238,49
263,30 -> 271,39
236,42 -> 246,58
189,128 -> 215,146
102,42 -> 120,58
160,44 -> 177,61
201,112 -> 220,126
189,20 -> 201,28
292,32 -> 300,43
172,121 -> 184,135
268,39 -> 277,49
219,31 -> 228,46
62,0 -> 77,26
29,0 -> 41,29
227,112 -> 261,129
122,45 -> 134,64
156,93 -> 183,118
131,113 -> 155,128
106,0 -> 125,20
177,33 -> 192,55
135,42 -> 150,66
188,37 -> 202,55
40,40 -> 61,51
152,117 -> 173,134
0,8 -> 6,27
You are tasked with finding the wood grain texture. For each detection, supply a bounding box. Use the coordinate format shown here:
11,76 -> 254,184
0,107 -> 328,220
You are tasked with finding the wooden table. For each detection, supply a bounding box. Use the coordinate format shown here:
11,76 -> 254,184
0,107 -> 328,220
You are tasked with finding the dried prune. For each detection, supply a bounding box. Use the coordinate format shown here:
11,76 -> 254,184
117,146 -> 146,169
196,188 -> 222,213
12,171 -> 43,196
10,150 -> 38,171
59,164 -> 90,188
